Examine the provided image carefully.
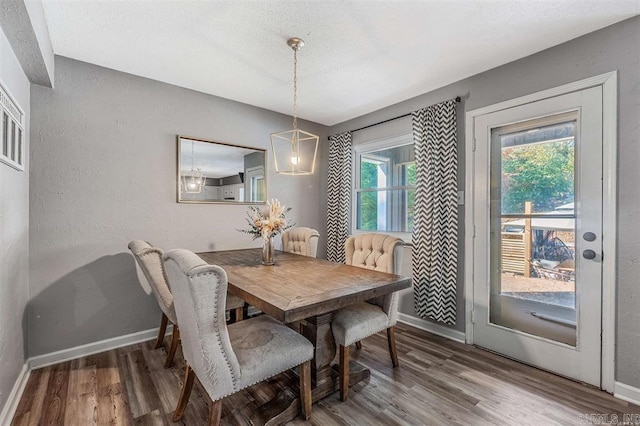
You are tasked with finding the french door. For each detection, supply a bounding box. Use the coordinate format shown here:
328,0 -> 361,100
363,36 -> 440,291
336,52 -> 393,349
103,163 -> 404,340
471,86 -> 603,386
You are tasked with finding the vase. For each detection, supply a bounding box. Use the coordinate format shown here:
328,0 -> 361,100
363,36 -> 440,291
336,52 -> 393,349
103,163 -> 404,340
262,236 -> 275,265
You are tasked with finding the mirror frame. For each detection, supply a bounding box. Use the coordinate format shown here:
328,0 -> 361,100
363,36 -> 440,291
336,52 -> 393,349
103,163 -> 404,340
176,135 -> 267,205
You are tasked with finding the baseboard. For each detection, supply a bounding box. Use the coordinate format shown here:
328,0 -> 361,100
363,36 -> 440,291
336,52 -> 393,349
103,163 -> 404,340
615,381 -> 640,406
0,362 -> 30,426
398,313 -> 466,343
29,325 -> 173,370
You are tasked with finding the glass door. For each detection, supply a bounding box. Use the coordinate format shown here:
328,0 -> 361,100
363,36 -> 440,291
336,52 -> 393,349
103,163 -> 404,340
472,86 -> 603,386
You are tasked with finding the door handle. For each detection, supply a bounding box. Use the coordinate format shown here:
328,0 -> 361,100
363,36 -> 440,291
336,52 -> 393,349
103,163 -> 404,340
582,249 -> 597,260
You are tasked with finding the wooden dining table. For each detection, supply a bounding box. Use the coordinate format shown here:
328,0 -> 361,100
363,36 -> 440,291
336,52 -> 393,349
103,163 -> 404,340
197,248 -> 411,423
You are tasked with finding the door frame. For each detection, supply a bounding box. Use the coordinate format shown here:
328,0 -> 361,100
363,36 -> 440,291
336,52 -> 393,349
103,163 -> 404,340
464,71 -> 618,392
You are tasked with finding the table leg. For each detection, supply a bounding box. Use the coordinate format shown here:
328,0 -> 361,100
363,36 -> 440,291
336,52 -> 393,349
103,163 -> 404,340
301,312 -> 335,390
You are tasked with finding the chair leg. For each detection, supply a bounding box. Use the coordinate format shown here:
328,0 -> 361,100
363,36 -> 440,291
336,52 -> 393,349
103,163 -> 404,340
387,326 -> 399,368
207,399 -> 223,426
234,306 -> 244,322
355,341 -> 362,350
339,345 -> 350,402
172,364 -> 195,422
299,360 -> 312,420
165,325 -> 180,368
155,313 -> 168,349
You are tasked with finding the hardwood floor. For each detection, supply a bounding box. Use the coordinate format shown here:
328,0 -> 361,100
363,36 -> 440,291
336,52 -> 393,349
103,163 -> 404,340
12,322 -> 640,425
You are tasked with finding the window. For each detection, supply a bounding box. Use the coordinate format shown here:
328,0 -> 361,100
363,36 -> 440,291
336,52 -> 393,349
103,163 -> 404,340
354,135 -> 415,236
0,80 -> 25,171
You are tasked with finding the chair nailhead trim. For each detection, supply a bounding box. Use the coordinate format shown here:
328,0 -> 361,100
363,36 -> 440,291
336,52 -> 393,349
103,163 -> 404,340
209,356 -> 314,403
189,271 -> 240,394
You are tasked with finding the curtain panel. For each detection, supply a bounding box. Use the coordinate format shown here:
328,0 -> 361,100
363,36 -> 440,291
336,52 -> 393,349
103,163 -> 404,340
412,100 -> 458,325
326,131 -> 353,263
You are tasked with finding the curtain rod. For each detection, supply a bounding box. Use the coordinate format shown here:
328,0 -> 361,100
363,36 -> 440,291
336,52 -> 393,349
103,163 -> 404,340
328,96 -> 461,140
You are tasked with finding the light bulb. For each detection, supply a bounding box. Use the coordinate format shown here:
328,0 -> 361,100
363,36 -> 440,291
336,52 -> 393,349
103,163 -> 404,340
291,156 -> 299,165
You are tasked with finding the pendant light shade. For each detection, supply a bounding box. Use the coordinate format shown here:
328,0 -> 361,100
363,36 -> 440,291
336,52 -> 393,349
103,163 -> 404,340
271,37 -> 319,176
271,128 -> 319,175
181,170 -> 204,193
181,140 -> 204,193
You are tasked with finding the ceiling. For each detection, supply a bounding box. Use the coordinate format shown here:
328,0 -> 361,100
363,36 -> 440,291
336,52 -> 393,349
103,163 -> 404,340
41,1 -> 639,126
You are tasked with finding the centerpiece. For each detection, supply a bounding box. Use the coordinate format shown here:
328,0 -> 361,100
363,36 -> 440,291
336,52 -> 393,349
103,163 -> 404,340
239,199 -> 293,265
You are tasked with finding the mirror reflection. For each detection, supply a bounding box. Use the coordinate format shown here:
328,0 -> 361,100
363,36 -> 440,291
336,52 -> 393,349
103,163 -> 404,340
177,136 -> 266,204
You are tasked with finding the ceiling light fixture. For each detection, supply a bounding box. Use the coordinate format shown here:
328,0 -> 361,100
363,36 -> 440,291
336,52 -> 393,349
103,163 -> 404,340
182,140 -> 204,193
271,37 -> 319,175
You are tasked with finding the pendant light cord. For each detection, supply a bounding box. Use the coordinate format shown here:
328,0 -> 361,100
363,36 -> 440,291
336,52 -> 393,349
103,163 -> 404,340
292,47 -> 298,131
191,141 -> 195,172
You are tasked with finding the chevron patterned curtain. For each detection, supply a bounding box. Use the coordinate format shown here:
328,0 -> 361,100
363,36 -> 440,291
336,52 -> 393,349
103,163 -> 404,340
412,100 -> 458,325
326,131 -> 352,263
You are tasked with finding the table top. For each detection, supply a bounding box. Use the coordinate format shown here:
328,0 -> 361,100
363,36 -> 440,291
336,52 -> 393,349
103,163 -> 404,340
197,248 -> 412,323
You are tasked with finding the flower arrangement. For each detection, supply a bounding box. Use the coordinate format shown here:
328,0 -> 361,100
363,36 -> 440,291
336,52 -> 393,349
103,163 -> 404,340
239,199 -> 294,241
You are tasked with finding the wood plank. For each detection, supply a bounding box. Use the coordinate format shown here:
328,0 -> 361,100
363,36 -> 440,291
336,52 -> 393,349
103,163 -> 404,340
11,368 -> 49,426
63,357 -> 91,426
40,361 -> 71,425
119,349 -> 164,419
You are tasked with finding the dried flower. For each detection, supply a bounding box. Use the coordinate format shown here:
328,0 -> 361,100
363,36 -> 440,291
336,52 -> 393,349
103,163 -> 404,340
238,199 -> 294,240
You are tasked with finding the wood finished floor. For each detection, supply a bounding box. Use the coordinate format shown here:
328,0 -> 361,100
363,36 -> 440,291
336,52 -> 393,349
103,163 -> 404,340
12,322 -> 640,425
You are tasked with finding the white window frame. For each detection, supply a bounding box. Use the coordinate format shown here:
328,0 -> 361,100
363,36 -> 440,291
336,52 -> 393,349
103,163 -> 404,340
0,78 -> 25,171
352,133 -> 415,242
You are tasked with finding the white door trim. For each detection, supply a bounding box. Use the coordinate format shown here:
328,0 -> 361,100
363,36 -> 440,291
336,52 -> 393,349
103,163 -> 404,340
464,71 -> 618,392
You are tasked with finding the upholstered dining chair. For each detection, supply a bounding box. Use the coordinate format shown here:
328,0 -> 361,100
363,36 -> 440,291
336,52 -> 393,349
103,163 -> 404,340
128,240 -> 245,368
282,227 -> 320,258
164,249 -> 314,425
331,233 -> 404,401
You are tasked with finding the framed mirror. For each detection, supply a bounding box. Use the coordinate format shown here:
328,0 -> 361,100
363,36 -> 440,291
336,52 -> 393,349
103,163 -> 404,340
177,135 -> 267,204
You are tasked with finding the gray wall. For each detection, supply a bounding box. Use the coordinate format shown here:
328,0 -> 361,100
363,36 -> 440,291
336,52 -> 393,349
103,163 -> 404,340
0,25 -> 30,415
29,56 -> 328,356
329,16 -> 640,387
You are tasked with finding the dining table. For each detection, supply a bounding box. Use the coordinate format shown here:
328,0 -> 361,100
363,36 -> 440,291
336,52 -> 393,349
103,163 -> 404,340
197,248 -> 412,424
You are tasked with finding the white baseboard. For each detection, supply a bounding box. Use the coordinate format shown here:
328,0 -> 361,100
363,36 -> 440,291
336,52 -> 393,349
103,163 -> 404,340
29,325 -> 173,370
0,362 -> 30,426
615,381 -> 640,406
398,313 -> 466,343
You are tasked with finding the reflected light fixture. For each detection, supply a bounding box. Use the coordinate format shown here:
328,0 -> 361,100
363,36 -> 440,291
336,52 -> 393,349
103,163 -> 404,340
271,37 -> 319,175
181,140 -> 204,193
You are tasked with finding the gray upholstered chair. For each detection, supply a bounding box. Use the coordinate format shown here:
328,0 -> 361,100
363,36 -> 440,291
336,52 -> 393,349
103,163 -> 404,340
163,249 -> 314,424
331,233 -> 404,401
282,227 -> 320,258
128,240 -> 245,368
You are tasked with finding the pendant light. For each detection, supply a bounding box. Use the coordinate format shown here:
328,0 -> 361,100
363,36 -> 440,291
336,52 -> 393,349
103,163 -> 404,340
181,140 -> 204,193
271,37 -> 319,175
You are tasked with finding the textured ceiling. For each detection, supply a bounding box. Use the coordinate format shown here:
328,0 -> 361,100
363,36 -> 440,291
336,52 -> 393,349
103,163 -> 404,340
41,0 -> 639,126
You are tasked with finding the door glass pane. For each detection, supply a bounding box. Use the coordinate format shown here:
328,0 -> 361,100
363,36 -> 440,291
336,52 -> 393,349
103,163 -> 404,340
490,113 -> 577,346
500,121 -> 575,214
